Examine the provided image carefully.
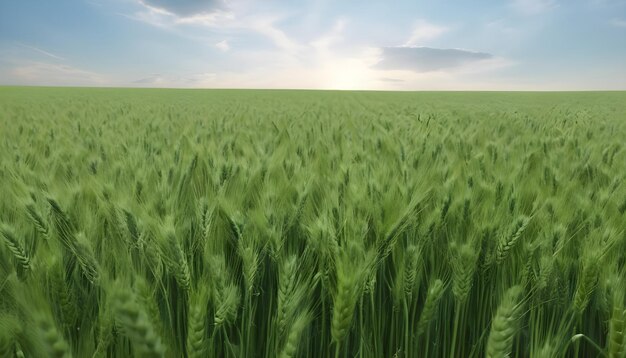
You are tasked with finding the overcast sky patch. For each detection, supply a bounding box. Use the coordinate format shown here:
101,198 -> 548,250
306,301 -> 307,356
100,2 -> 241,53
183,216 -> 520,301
140,0 -> 225,17
375,47 -> 493,73
379,77 -> 405,83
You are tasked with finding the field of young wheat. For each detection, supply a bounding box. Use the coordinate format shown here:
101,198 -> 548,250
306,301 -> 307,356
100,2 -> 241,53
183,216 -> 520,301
0,87 -> 625,357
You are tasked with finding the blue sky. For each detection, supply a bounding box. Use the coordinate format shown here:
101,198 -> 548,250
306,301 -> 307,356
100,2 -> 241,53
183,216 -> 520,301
0,0 -> 625,90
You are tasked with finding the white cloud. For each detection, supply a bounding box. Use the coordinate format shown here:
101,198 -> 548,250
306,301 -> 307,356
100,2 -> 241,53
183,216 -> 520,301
512,0 -> 558,14
310,18 -> 347,49
121,6 -> 230,34
9,61 -> 108,86
243,15 -> 303,52
404,20 -> 449,46
610,18 -> 626,27
215,40 -> 230,51
173,10 -> 233,26
129,3 -> 303,53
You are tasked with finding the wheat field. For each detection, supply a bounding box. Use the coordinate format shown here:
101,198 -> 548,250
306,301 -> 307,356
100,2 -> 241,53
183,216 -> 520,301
1,87 -> 625,357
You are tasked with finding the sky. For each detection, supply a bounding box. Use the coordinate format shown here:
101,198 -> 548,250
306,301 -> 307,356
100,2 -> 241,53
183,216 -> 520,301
0,0 -> 625,90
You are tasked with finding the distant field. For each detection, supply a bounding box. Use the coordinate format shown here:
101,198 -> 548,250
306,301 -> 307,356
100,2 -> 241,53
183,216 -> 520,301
1,87 -> 625,357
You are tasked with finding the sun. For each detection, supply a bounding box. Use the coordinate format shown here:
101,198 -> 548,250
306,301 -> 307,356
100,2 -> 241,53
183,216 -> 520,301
325,59 -> 372,90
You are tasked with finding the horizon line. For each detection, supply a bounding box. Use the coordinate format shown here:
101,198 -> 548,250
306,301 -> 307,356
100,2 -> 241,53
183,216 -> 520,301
2,85 -> 626,93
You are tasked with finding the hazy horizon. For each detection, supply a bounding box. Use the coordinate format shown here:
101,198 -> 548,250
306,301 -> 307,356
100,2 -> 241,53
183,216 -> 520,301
1,0 -> 625,91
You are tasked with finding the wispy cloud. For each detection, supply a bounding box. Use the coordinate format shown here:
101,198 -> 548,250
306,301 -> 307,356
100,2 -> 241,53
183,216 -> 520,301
485,19 -> 518,36
120,6 -> 230,33
215,40 -> 230,51
243,14 -> 303,51
511,0 -> 558,14
17,43 -> 65,61
133,74 -> 164,84
10,61 -> 107,86
375,47 -> 493,73
131,72 -> 217,86
404,20 -> 449,46
185,72 -> 217,84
